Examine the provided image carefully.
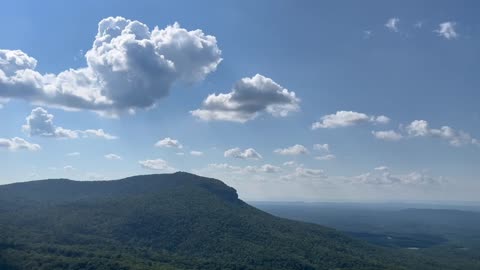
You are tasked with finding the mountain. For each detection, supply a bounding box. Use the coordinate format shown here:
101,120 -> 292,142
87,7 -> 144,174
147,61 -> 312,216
0,172 -> 403,270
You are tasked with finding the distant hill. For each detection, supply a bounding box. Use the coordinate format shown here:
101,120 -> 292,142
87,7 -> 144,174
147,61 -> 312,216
0,172 -> 405,270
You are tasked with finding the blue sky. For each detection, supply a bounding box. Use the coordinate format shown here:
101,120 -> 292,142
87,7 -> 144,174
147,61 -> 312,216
1,0 -> 479,201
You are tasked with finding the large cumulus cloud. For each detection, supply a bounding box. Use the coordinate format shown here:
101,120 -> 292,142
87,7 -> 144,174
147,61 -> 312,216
0,17 -> 222,115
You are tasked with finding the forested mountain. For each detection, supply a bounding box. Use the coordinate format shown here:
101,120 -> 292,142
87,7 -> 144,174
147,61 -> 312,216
0,172 -> 445,269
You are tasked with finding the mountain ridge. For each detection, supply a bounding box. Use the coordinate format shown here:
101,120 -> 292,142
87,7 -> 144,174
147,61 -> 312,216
0,172 -> 409,270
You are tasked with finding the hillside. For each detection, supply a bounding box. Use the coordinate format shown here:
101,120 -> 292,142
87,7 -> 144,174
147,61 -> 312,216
0,172 -> 403,270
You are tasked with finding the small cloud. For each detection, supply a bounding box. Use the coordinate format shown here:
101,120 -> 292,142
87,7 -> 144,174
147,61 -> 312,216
22,107 -> 116,139
224,147 -> 262,160
352,167 -> 446,185
138,158 -> 174,171
406,120 -> 477,147
414,21 -> 423,28
282,161 -> 297,167
190,150 -> 203,156
274,144 -> 308,156
435,21 -> 458,40
375,166 -> 389,171
372,130 -> 403,141
0,137 -> 41,151
104,153 -> 122,160
385,17 -> 400,32
63,165 -> 74,172
282,166 -> 327,181
66,152 -> 80,156
313,143 -> 329,152
363,30 -> 373,39
154,137 -> 183,149
315,154 -> 336,161
312,111 -> 389,129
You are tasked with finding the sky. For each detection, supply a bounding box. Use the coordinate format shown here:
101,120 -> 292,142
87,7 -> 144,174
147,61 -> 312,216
1,0 -> 479,201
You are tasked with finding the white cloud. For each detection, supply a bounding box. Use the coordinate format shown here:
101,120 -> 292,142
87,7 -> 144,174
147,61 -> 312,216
313,143 -> 329,152
208,163 -> 241,171
282,166 -> 327,181
311,111 -> 389,129
375,115 -> 391,124
374,166 -> 389,171
274,144 -> 308,156
385,17 -> 400,32
22,107 -> 116,139
259,164 -> 281,173
372,130 -> 403,141
81,129 -> 117,140
191,74 -> 300,123
154,137 -> 183,149
406,120 -> 477,147
104,153 -> 122,160
66,152 -> 80,156
0,98 -> 8,109
0,137 -> 41,151
190,150 -> 203,156
0,17 -> 221,115
176,152 -> 185,156
139,158 -> 174,171
282,161 -> 297,167
435,22 -> 458,40
208,163 -> 280,174
224,147 -> 262,160
363,30 -> 373,39
63,165 -> 74,172
352,167 -> 445,185
315,154 -> 336,161
244,164 -> 282,174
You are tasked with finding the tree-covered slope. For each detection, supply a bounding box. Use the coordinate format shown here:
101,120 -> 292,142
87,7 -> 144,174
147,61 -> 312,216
0,172 -> 402,270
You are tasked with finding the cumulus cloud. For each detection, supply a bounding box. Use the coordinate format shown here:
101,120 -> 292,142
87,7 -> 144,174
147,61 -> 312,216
191,74 -> 300,123
274,144 -> 308,155
372,130 -> 403,141
406,120 -> 477,147
139,158 -> 174,171
0,137 -> 41,151
224,147 -> 262,160
154,137 -> 183,149
315,154 -> 336,161
435,22 -> 458,40
190,150 -> 203,156
22,107 -> 116,139
311,111 -> 389,129
0,17 -> 222,115
104,153 -> 122,160
385,17 -> 400,32
66,152 -> 80,156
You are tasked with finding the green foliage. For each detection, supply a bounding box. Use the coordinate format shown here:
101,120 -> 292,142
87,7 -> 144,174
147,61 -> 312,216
0,172 -> 469,269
